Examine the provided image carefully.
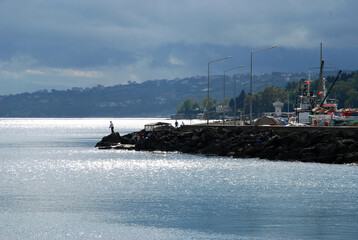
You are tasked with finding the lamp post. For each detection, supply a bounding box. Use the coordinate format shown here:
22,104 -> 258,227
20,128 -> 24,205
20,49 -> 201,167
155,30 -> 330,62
223,65 -> 244,125
250,45 -> 277,124
207,56 -> 232,124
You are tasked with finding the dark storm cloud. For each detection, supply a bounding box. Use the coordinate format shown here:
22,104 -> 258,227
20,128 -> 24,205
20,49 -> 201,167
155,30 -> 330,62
0,0 -> 138,67
0,0 -> 357,94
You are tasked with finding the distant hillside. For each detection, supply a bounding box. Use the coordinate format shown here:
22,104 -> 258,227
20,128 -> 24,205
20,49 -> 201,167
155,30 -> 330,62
0,72 -> 311,117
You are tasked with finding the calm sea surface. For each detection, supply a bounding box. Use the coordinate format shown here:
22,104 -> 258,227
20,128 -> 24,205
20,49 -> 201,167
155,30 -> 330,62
0,118 -> 357,240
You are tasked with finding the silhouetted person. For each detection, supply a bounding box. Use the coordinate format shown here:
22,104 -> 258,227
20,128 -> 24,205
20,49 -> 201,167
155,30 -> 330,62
109,121 -> 114,134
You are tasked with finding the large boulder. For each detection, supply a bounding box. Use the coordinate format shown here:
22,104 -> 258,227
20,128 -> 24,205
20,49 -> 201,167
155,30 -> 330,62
120,133 -> 132,144
342,152 -> 358,164
259,146 -> 277,160
202,142 -> 222,155
300,147 -> 318,161
95,132 -> 121,147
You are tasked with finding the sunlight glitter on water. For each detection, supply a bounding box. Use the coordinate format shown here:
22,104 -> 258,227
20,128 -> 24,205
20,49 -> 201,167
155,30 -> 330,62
0,118 -> 357,239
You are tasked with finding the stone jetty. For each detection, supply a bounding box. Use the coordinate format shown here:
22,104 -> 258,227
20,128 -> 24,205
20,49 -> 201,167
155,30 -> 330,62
95,125 -> 358,165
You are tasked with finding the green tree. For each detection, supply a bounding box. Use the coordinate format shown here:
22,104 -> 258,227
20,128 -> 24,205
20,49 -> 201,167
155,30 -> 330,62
254,86 -> 287,113
330,74 -> 358,108
348,88 -> 358,107
229,90 -> 247,115
200,97 -> 217,112
176,98 -> 199,114
285,81 -> 299,91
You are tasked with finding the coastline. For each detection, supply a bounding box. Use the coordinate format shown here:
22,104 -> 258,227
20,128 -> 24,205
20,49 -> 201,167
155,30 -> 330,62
95,125 -> 358,165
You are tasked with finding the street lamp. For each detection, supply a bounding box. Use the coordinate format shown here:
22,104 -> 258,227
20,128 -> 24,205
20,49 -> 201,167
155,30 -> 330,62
207,56 -> 232,124
223,65 -> 244,125
250,45 -> 276,124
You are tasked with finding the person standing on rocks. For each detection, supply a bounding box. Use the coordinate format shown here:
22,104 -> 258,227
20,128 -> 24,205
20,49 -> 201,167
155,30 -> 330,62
109,121 -> 114,134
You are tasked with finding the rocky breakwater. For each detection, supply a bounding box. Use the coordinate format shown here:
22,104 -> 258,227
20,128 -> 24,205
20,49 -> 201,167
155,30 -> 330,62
95,126 -> 358,164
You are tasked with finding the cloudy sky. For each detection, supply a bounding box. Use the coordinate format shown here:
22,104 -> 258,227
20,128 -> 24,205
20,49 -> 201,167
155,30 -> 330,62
1,0 -> 358,95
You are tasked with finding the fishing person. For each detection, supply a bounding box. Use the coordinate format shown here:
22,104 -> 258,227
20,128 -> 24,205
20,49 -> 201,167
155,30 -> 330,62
109,121 -> 114,134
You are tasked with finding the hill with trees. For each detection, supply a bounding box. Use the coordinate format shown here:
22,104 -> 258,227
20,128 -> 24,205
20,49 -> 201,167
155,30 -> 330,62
2,71 -> 355,118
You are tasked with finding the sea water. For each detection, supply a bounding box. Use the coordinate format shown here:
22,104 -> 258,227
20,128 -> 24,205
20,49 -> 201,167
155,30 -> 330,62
0,118 -> 357,240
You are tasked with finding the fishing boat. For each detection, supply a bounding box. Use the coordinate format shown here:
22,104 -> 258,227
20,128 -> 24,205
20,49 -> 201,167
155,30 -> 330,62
331,108 -> 358,126
291,43 -> 343,126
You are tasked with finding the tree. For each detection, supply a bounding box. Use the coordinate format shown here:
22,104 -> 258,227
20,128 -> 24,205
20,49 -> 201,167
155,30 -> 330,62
285,81 -> 299,91
348,88 -> 358,107
236,90 -> 247,110
176,98 -> 199,114
254,86 -> 287,113
200,97 -> 217,112
229,90 -> 247,115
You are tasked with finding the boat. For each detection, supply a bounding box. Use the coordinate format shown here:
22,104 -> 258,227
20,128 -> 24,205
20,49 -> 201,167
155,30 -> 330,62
331,108 -> 358,126
291,43 -> 343,126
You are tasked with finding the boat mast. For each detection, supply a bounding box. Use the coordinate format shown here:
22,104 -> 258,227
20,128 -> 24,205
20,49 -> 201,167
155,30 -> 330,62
317,43 -> 325,104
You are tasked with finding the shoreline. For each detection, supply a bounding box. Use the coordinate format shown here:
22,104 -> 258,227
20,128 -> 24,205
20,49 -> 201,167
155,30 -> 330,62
95,125 -> 358,165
